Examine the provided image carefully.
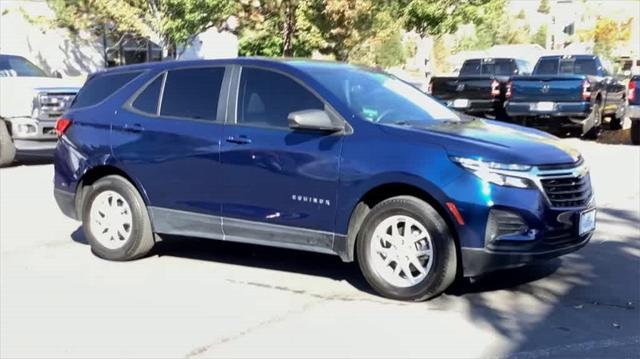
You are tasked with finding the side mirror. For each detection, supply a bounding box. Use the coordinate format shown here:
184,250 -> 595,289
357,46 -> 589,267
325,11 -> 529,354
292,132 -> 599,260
288,109 -> 344,132
52,70 -> 63,78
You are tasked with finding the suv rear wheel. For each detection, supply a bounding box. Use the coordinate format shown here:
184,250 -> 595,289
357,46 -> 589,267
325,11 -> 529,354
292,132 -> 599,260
0,121 -> 16,167
356,196 -> 457,301
632,119 -> 640,145
82,175 -> 155,260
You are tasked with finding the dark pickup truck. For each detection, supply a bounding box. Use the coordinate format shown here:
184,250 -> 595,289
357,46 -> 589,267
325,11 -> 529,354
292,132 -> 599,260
428,58 -> 532,119
505,55 -> 627,138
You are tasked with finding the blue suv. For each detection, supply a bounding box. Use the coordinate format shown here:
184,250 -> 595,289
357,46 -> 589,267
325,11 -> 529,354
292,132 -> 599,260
54,58 -> 595,301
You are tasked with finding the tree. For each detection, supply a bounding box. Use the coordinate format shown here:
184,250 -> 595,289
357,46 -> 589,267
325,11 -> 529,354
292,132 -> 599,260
537,0 -> 550,14
403,0 -> 493,38
46,0 -> 236,56
578,17 -> 632,61
533,23 -> 547,48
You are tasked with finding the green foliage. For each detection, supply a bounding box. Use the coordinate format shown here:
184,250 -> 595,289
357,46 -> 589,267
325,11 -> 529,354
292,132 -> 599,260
533,23 -> 547,48
46,0 -> 237,53
403,0 -> 491,37
578,17 -> 632,61
537,0 -> 550,14
454,0 -> 531,52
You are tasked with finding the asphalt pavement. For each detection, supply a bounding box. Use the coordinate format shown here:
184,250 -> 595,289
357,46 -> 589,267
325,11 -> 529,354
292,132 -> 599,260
1,138 -> 638,358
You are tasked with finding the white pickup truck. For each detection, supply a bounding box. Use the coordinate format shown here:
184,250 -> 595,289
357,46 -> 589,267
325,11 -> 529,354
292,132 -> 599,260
0,54 -> 82,166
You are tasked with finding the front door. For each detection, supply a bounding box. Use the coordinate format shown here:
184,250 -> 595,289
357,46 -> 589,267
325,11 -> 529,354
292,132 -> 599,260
219,66 -> 344,251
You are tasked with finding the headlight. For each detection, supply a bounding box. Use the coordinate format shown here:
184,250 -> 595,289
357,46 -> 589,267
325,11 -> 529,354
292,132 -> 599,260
451,156 -> 534,188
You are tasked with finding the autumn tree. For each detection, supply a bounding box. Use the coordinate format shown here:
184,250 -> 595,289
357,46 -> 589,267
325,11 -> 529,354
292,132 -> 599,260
537,0 -> 550,14
579,17 -> 632,61
46,0 -> 236,56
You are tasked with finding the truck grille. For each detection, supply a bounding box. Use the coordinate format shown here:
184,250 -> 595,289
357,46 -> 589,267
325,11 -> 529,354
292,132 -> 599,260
540,173 -> 592,208
37,92 -> 77,120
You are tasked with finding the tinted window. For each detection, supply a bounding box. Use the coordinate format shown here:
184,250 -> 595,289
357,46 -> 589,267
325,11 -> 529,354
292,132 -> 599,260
460,60 -> 481,75
132,75 -> 163,114
481,59 -> 516,76
0,56 -> 48,77
238,68 -> 324,128
72,71 -> 142,109
301,65 -> 460,125
534,59 -> 559,75
160,67 -> 224,121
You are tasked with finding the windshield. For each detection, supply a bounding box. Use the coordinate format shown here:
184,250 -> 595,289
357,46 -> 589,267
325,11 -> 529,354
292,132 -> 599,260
0,56 -> 49,77
301,65 -> 460,125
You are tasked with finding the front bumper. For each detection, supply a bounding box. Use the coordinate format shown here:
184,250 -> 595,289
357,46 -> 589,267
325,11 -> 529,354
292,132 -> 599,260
8,117 -> 58,156
461,233 -> 591,277
442,161 -> 595,277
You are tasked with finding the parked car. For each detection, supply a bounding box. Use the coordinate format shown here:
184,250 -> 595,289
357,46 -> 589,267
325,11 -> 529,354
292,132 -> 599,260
505,55 -> 627,138
54,59 -> 595,301
628,75 -> 640,145
0,54 -> 81,166
428,58 -> 532,119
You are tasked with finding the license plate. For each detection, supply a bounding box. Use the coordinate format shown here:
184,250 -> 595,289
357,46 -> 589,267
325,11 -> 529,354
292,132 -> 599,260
451,99 -> 470,108
579,209 -> 596,235
534,101 -> 555,111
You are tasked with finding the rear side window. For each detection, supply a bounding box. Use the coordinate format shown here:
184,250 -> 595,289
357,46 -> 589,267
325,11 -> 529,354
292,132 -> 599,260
132,75 -> 163,115
460,60 -> 481,75
160,67 -> 224,121
237,68 -> 324,129
72,71 -> 142,109
560,59 -> 598,76
534,59 -> 559,75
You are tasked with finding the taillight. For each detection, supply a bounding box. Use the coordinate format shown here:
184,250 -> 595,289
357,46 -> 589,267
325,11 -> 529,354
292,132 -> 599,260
55,118 -> 72,137
629,80 -> 637,101
427,81 -> 433,94
490,79 -> 500,98
582,80 -> 592,101
505,81 -> 512,99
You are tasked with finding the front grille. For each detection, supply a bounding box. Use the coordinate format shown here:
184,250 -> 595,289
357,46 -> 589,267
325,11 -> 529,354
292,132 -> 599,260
540,174 -> 592,208
37,92 -> 77,119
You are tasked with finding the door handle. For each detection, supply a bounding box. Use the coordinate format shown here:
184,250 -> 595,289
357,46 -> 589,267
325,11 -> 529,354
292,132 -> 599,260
226,136 -> 252,145
123,123 -> 144,132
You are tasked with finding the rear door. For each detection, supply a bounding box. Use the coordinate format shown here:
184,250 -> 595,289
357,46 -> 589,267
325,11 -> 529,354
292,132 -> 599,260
111,66 -> 229,226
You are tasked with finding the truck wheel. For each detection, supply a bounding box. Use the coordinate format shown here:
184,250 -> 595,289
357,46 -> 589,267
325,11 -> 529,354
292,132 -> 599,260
81,175 -> 155,261
0,121 -> 16,167
356,196 -> 457,301
632,120 -> 640,145
584,102 -> 603,140
609,112 -> 624,130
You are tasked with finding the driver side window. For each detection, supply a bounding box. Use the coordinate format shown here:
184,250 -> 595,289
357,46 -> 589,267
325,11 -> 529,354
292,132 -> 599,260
237,68 -> 324,129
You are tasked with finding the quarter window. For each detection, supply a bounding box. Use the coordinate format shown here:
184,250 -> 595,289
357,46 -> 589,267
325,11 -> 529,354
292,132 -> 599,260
72,71 -> 142,109
237,68 -> 324,128
160,67 -> 224,121
132,74 -> 163,115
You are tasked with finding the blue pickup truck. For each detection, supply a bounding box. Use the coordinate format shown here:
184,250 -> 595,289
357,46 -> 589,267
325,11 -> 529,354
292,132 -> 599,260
506,55 -> 627,138
53,58 -> 595,301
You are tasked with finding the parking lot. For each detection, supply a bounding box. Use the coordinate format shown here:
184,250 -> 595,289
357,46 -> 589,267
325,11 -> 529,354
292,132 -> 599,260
1,137 -> 638,358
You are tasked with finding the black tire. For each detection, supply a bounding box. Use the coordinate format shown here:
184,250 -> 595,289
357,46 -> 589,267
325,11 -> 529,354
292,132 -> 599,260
81,175 -> 155,261
584,102 -> 603,140
609,109 -> 625,130
0,121 -> 16,167
632,120 -> 640,145
356,196 -> 457,301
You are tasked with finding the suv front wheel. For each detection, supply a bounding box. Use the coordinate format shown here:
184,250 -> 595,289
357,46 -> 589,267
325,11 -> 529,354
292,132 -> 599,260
357,196 -> 457,301
82,175 -> 155,261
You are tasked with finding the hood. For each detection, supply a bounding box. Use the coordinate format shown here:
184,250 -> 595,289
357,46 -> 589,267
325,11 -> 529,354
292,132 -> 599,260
0,76 -> 83,118
389,118 -> 580,166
